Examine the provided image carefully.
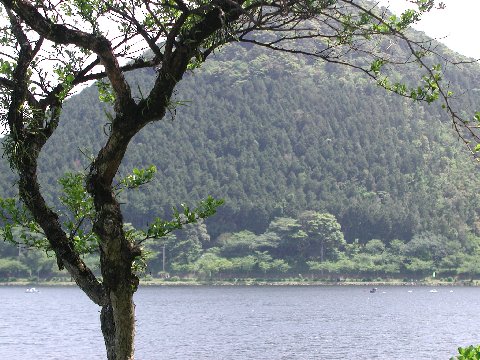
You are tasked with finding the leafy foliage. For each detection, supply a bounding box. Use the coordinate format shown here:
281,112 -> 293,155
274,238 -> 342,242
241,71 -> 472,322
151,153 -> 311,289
0,167 -> 223,267
117,165 -> 157,190
0,199 -> 46,248
453,345 -> 480,360
147,196 -> 222,235
58,173 -> 98,254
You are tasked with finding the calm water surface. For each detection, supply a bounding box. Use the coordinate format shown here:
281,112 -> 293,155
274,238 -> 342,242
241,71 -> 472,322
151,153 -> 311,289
0,285 -> 479,359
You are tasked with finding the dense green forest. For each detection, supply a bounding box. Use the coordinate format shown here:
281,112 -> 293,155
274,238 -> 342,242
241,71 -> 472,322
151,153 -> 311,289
2,213 -> 480,281
1,40 -> 480,280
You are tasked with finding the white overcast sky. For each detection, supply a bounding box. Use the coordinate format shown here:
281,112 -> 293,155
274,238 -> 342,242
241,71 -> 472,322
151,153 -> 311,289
378,0 -> 480,59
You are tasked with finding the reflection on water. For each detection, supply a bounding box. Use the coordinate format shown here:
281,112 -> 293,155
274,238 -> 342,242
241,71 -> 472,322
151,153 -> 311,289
0,286 -> 479,359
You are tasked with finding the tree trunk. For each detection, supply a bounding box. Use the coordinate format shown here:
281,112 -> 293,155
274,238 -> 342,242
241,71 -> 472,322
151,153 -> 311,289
101,303 -> 116,360
87,144 -> 141,359
320,241 -> 325,263
101,289 -> 136,360
111,288 -> 136,359
97,228 -> 138,360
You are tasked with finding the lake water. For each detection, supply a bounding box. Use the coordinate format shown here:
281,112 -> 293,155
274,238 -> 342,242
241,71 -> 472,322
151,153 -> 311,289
0,285 -> 479,359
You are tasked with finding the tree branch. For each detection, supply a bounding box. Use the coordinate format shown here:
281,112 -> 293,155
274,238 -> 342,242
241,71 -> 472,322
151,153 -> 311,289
1,0 -> 135,115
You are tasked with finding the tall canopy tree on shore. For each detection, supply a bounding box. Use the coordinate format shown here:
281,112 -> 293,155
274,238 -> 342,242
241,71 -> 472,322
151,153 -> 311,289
297,211 -> 345,262
0,0 -> 474,358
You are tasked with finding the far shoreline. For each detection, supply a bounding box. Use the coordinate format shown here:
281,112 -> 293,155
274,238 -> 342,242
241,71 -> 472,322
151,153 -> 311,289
1,278 -> 479,287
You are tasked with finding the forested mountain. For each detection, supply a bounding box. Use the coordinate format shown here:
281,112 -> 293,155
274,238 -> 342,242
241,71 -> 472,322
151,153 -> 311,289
1,39 -> 479,248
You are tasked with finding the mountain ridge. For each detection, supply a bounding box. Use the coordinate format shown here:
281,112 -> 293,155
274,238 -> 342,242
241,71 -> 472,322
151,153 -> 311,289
1,37 -> 479,244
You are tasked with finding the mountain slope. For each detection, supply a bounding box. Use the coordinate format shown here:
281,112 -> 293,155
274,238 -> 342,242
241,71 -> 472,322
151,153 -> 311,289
1,40 -> 479,243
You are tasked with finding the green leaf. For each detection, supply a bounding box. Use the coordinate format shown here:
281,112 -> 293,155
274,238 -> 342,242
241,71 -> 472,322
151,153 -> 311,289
120,165 -> 157,190
147,197 -> 223,239
370,59 -> 386,75
474,112 -> 480,123
96,79 -> 116,104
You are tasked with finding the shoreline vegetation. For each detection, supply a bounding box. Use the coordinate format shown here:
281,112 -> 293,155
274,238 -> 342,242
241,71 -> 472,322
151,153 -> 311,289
3,214 -> 480,291
2,277 -> 479,287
